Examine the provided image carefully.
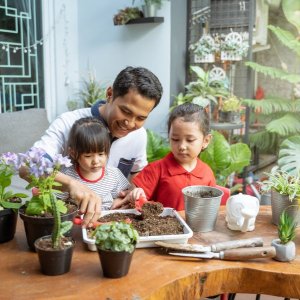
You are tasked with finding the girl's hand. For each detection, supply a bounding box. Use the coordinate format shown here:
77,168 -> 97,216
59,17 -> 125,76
130,187 -> 146,202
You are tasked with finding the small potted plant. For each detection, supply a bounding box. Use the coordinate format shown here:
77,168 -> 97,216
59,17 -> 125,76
271,210 -> 296,262
113,6 -> 143,25
0,153 -> 27,243
93,221 -> 139,278
260,167 -> 300,226
218,31 -> 249,61
141,0 -> 164,17
219,95 -> 242,124
189,34 -> 218,63
17,148 -> 78,252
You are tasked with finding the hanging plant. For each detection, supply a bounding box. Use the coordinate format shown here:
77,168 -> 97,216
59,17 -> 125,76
189,34 -> 219,63
218,32 -> 249,61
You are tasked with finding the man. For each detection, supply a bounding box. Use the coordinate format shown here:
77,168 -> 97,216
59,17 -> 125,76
25,66 -> 163,227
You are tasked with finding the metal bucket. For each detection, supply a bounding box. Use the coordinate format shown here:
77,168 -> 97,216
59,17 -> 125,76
182,185 -> 223,232
271,190 -> 300,226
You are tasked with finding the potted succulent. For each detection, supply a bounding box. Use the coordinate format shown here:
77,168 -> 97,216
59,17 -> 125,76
17,148 -> 78,252
189,34 -> 218,63
113,6 -> 143,25
93,221 -> 139,278
260,167 -> 300,226
0,153 -> 28,243
271,210 -> 296,262
219,95 -> 242,124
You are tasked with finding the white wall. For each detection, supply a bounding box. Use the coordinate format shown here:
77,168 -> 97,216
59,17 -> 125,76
77,0 -> 171,134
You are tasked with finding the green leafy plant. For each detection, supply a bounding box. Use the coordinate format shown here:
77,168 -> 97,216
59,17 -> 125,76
0,153 -> 27,210
243,23 -> 300,153
221,95 -> 241,112
113,7 -> 143,25
16,147 -> 73,248
93,221 -> 139,253
260,167 -> 300,202
146,129 -> 170,163
278,210 -> 296,244
67,72 -> 107,110
200,131 -> 251,186
189,34 -> 218,58
172,66 -> 229,109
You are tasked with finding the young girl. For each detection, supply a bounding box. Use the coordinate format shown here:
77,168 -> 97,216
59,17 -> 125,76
131,102 -> 216,211
59,117 -> 141,210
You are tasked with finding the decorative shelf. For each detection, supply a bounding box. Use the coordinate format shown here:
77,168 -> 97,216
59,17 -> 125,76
126,17 -> 164,25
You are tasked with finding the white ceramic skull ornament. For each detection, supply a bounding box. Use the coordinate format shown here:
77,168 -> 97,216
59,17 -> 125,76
225,193 -> 260,232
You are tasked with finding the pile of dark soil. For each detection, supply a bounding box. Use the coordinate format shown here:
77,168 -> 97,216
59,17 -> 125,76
97,210 -> 184,237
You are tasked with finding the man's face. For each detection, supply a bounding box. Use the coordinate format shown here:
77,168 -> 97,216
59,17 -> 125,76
104,89 -> 156,138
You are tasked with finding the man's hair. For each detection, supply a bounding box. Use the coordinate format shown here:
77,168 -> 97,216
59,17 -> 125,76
112,66 -> 163,108
68,117 -> 111,163
168,103 -> 210,136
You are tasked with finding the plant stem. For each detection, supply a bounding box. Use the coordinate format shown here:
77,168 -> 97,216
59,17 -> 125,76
50,192 -> 60,249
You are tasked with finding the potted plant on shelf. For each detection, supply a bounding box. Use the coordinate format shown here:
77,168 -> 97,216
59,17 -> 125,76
113,6 -> 143,25
260,167 -> 300,226
93,221 -> 139,278
271,210 -> 296,262
141,0 -> 164,17
189,34 -> 218,63
0,153 -> 28,243
219,95 -> 242,124
17,148 -> 78,252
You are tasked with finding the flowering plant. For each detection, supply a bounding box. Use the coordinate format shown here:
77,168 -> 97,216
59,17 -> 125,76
18,147 -> 73,248
0,153 -> 27,210
189,34 -> 219,58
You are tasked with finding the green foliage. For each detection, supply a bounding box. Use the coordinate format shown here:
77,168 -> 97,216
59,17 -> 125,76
171,66 -> 229,110
113,7 -> 142,25
282,0 -> 300,35
146,129 -> 170,163
278,210 -> 296,244
0,158 -> 27,210
221,95 -> 241,112
200,131 -> 251,186
93,221 -> 139,253
260,168 -> 300,201
67,72 -> 107,110
244,22 -> 300,153
278,136 -> 300,176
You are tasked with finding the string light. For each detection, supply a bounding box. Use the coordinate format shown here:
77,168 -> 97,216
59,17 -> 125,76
0,5 -> 65,54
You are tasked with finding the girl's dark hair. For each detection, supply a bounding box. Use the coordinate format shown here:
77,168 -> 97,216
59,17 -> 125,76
68,117 -> 111,163
112,66 -> 163,108
168,103 -> 210,135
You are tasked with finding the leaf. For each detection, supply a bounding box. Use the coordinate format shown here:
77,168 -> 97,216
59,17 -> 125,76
278,136 -> 300,176
60,221 -> 73,236
266,113 -> 300,136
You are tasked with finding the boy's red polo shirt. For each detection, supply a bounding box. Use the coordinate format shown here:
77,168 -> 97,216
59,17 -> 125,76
133,153 -> 216,211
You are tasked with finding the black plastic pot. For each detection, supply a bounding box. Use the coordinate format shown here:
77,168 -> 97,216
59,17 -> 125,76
19,202 -> 78,251
0,208 -> 18,243
97,247 -> 135,278
34,235 -> 75,276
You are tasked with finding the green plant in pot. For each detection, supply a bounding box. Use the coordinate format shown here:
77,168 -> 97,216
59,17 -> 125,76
15,147 -> 77,275
0,153 -> 28,243
93,221 -> 139,278
219,95 -> 242,124
260,167 -> 300,226
271,210 -> 296,262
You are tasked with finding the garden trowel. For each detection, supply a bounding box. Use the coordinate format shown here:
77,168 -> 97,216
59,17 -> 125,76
156,237 -> 264,253
169,246 -> 276,261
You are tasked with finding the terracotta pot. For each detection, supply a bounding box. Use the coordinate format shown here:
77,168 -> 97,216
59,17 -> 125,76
271,238 -> 296,262
19,202 -> 78,251
97,247 -> 135,278
0,208 -> 18,243
34,235 -> 75,276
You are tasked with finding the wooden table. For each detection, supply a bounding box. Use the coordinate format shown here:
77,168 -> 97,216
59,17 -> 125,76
1,206 -> 299,300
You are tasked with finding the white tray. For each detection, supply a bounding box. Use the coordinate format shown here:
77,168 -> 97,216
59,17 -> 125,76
82,208 -> 193,251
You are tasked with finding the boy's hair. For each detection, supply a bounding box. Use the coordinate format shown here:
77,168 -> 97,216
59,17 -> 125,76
68,117 -> 111,163
112,66 -> 163,108
168,103 -> 210,136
